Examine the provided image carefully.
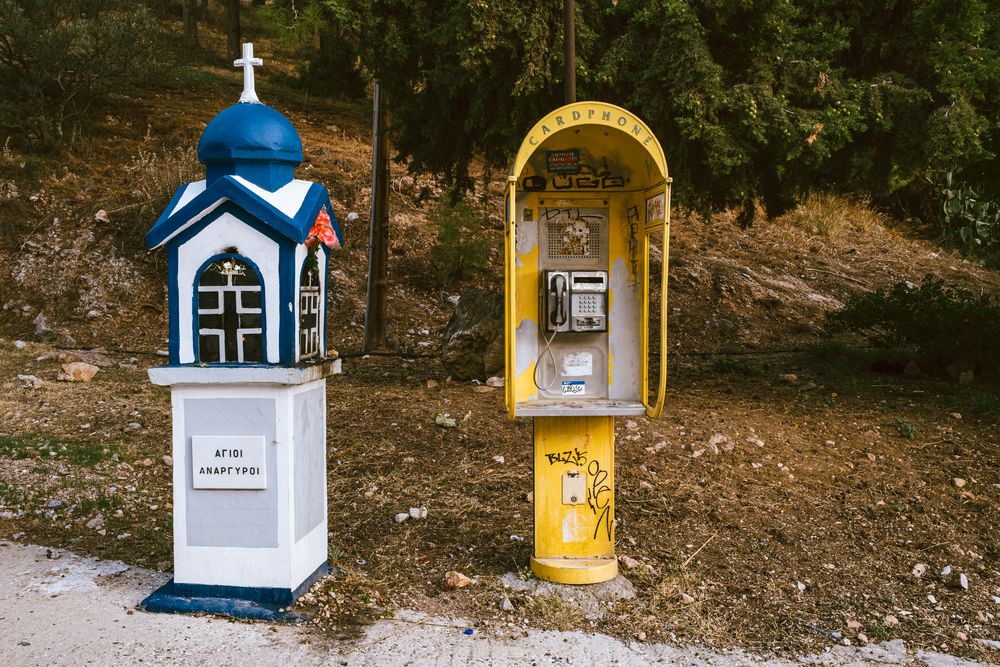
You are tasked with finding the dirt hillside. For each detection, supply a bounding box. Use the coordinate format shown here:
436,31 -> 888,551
0,30 -> 998,662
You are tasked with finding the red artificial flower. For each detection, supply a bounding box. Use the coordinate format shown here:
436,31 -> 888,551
306,208 -> 340,248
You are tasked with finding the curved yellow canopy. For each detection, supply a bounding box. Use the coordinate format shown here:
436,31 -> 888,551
510,101 -> 667,189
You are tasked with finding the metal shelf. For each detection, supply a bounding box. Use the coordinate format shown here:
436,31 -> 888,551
514,399 -> 646,417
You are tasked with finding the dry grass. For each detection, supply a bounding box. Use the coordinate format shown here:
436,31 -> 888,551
779,191 -> 892,238
124,145 -> 201,219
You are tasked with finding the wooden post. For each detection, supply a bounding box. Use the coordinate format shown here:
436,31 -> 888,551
183,0 -> 199,48
226,0 -> 241,63
564,0 -> 576,104
363,82 -> 389,352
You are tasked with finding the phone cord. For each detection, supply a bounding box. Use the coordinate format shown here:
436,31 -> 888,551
533,328 -> 560,391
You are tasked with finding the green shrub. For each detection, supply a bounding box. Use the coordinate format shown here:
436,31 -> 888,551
895,418 -> 918,440
0,0 -> 165,150
827,277 -> 1000,374
430,201 -> 490,283
936,171 -> 1000,254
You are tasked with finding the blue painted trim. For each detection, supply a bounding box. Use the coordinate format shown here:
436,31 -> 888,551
146,176 -> 330,249
159,184 -> 190,230
278,242 -> 296,365
168,245 -> 180,365
191,253 -> 267,364
139,591 -> 309,623
139,562 -> 330,618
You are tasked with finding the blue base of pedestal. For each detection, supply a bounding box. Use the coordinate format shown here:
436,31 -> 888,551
139,561 -> 329,622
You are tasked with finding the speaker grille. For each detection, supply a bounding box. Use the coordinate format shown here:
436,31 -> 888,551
547,220 -> 602,259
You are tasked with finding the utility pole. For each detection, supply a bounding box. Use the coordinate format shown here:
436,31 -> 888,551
226,0 -> 241,62
564,0 -> 576,104
363,82 -> 389,352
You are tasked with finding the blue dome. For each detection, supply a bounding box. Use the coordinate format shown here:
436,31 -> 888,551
198,103 -> 303,189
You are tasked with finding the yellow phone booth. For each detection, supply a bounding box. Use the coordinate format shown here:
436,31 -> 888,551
504,102 -> 671,584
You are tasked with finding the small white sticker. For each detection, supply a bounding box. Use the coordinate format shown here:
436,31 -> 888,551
562,380 -> 585,396
561,352 -> 593,377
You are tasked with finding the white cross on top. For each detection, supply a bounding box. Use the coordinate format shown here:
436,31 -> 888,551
234,42 -> 263,103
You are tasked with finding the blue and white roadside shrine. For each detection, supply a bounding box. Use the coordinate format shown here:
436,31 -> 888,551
142,44 -> 344,620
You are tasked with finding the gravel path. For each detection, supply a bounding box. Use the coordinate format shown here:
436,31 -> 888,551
0,542 -> 990,667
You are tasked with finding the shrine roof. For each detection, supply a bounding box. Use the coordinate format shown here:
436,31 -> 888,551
145,174 -> 343,250
198,102 -> 302,166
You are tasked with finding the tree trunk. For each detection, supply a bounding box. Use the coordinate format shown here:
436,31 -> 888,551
226,0 -> 241,63
200,0 -> 209,22
183,0 -> 199,49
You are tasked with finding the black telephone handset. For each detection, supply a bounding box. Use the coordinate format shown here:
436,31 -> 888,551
550,273 -> 568,328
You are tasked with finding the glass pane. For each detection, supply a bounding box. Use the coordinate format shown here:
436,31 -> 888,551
199,334 -> 221,363
198,290 -> 219,311
242,333 -> 263,362
200,266 -> 227,286
233,266 -> 260,286
240,313 -> 262,329
240,289 -> 261,310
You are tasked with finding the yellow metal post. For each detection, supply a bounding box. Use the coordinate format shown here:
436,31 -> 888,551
531,415 -> 617,584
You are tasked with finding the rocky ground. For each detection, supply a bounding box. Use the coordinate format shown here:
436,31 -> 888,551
2,541 -> 996,666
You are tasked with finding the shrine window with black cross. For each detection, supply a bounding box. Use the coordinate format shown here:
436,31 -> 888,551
196,256 -> 264,363
298,263 -> 320,360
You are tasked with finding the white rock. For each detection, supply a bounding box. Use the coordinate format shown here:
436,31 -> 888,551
346,211 -> 360,222
746,437 -> 765,447
162,455 -> 173,466
492,455 -> 505,464
705,443 -> 720,455
499,597 -> 515,611
394,512 -> 410,524
912,562 -> 928,578
644,441 -> 668,454
14,340 -> 26,349
13,374 -> 43,389
509,534 -> 524,542
127,422 -> 142,430
485,376 -> 505,388
94,210 -> 110,223
619,555 -> 642,571
86,310 -> 100,319
942,565 -> 953,576
447,295 -> 460,305
408,506 -> 428,520
708,433 -> 734,451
